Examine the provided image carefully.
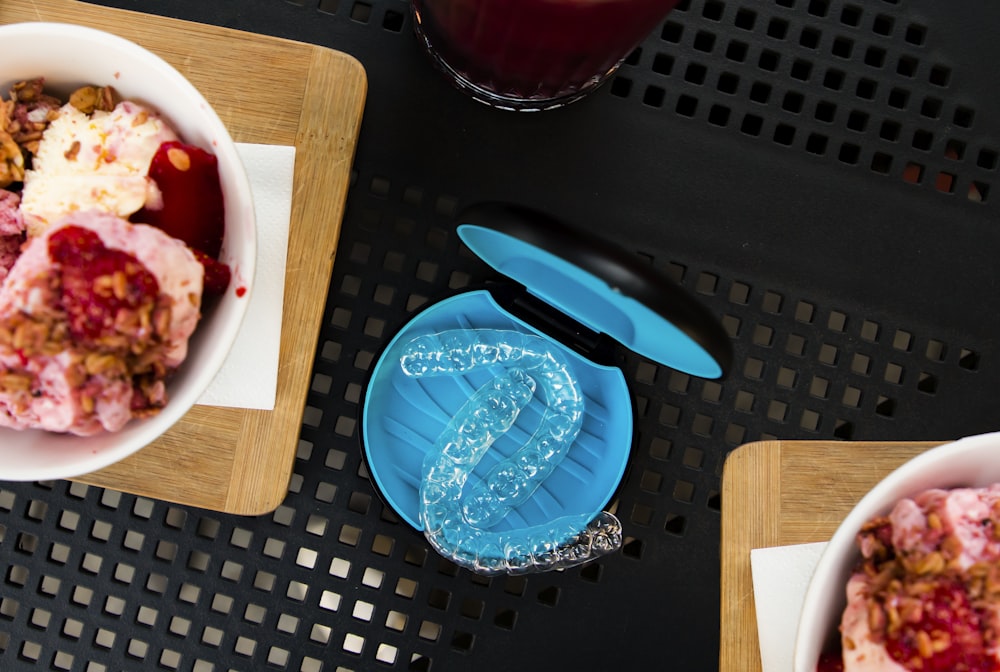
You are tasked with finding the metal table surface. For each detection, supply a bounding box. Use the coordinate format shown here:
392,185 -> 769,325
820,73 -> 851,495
2,1 -> 999,670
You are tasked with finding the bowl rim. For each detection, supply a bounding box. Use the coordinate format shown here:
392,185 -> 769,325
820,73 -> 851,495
792,430 -> 1000,671
0,21 -> 256,480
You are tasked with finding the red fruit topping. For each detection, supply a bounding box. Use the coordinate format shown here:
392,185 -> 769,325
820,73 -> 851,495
191,248 -> 231,295
884,579 -> 996,672
48,225 -> 159,342
816,650 -> 845,672
136,140 -> 225,259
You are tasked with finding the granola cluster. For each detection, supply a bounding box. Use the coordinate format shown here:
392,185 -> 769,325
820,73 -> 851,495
847,498 -> 1000,671
0,78 -> 120,187
0,224 -> 177,421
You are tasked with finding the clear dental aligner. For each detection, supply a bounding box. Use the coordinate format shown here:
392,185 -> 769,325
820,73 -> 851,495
401,328 -> 622,574
460,361 -> 583,528
402,329 -> 583,526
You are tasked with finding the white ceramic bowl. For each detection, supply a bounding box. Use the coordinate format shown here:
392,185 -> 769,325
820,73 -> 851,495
793,431 -> 1000,671
0,22 -> 255,481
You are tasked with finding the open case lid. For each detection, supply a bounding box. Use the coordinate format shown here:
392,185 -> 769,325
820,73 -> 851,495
456,202 -> 733,379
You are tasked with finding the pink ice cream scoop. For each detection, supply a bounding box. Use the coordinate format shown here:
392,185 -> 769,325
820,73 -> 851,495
0,210 -> 203,435
827,485 -> 1000,672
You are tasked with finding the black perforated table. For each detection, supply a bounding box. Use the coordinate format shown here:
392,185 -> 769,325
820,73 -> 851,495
2,1 -> 999,671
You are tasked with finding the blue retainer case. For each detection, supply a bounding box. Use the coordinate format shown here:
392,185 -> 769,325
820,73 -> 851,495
361,203 -> 732,551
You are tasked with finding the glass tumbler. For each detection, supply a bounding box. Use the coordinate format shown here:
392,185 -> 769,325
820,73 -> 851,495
411,0 -> 680,111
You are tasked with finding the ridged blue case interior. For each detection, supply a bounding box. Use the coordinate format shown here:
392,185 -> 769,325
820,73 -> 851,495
362,289 -> 633,531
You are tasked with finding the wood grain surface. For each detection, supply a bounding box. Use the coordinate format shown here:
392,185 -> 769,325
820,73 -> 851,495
0,0 -> 367,515
718,440 -> 946,672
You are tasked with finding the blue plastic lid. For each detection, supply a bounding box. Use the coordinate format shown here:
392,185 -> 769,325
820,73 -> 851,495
456,203 -> 732,378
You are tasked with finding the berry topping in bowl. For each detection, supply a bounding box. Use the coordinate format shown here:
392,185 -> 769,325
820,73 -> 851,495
822,484 -> 1000,671
136,140 -> 226,259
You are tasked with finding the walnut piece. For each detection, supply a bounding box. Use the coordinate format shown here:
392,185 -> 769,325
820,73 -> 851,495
68,85 -> 120,115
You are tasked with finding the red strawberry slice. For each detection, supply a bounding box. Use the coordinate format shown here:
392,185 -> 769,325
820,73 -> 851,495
137,141 -> 225,259
191,248 -> 231,295
48,225 -> 159,342
816,650 -> 845,672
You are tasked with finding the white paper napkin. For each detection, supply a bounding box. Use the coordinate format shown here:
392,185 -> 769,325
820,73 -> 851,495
750,542 -> 828,672
197,143 -> 295,410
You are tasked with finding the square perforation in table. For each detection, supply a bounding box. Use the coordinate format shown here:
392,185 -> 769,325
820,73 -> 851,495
610,0 -> 996,203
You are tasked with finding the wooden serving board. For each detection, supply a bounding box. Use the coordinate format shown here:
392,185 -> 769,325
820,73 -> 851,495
0,0 -> 367,515
719,440 -> 946,672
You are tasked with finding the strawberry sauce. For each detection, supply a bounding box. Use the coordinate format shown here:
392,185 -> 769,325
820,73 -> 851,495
48,225 -> 159,342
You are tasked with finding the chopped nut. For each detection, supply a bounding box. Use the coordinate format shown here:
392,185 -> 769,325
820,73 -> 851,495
0,129 -> 25,188
986,565 -> 1000,597
111,270 -> 128,301
916,630 -> 933,658
915,552 -> 945,575
867,601 -> 886,632
130,404 -> 163,419
969,562 -> 990,578
84,352 -> 121,376
16,129 -> 43,144
10,79 -> 42,103
93,274 -> 115,297
138,305 -> 152,332
50,322 -> 68,343
931,632 -> 951,653
153,305 -> 171,337
64,140 -> 81,161
96,334 -> 129,351
899,598 -> 923,624
871,567 -> 896,593
166,146 -> 190,171
5,79 -> 62,158
12,322 -> 30,350
886,603 -> 902,632
65,364 -> 86,388
68,85 -> 119,114
68,86 -> 100,114
941,534 -> 962,560
0,373 -> 31,392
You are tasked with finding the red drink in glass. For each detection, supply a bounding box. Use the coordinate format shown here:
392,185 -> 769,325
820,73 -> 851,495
411,0 -> 680,111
